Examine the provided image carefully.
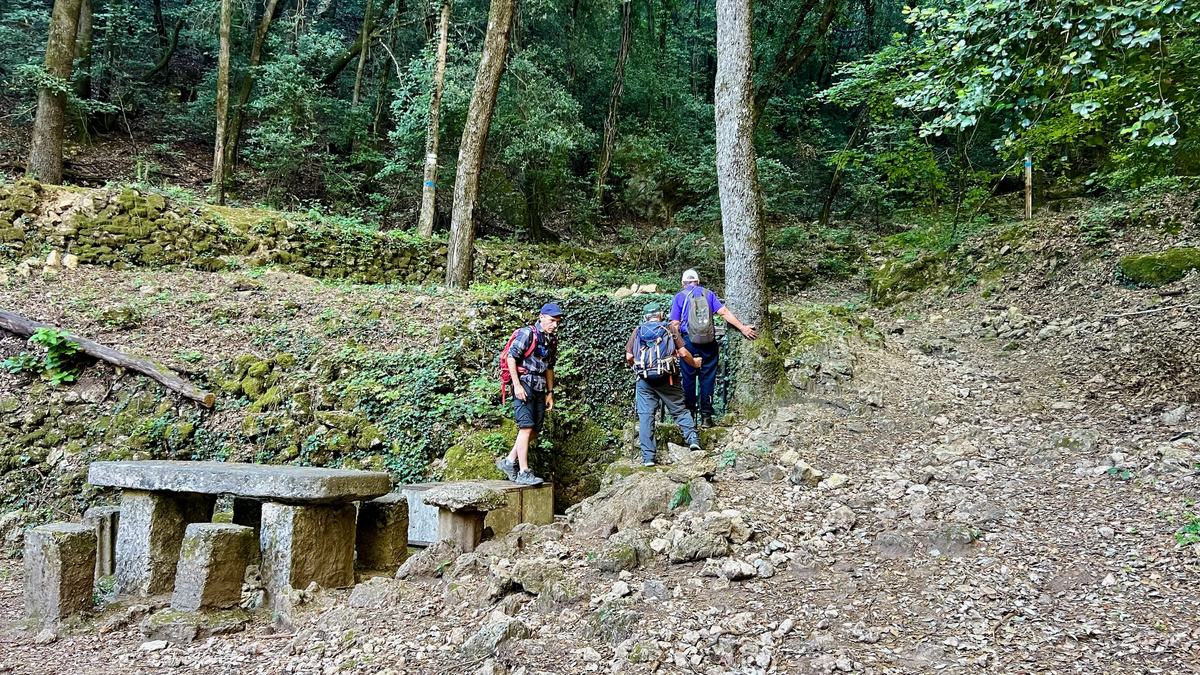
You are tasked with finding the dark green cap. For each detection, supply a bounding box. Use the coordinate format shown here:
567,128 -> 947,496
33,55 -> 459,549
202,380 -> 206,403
643,302 -> 662,314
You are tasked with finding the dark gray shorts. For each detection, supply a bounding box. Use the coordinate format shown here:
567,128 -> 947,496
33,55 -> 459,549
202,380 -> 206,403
512,389 -> 547,431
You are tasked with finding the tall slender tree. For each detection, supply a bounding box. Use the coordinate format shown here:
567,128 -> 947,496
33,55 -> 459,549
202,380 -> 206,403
351,0 -> 375,105
226,0 -> 284,177
75,0 -> 93,101
418,0 -> 452,237
27,0 -> 84,184
715,0 -> 770,403
212,0 -> 233,204
445,0 -> 515,288
594,0 -> 633,205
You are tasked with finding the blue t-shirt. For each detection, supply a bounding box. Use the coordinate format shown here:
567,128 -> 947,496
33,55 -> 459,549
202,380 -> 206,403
669,285 -> 724,335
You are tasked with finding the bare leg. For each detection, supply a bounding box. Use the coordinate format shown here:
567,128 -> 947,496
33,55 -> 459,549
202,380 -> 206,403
508,428 -> 536,471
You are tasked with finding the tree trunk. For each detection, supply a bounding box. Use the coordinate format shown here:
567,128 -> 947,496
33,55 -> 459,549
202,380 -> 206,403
27,0 -> 83,184
751,0 -> 838,127
322,0 -> 398,87
418,0 -> 452,237
211,0 -> 233,204
351,0 -> 374,105
594,0 -> 633,206
152,0 -> 168,49
444,0 -> 515,289
75,0 -> 92,101
818,106 -> 868,227
715,0 -> 771,405
225,0 -> 283,177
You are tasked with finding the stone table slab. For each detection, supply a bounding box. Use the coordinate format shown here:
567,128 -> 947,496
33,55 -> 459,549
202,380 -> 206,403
88,461 -> 392,504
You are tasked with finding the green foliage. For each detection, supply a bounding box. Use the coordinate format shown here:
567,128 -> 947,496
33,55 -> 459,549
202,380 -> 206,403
1175,513 -> 1200,547
669,483 -> 692,510
1117,247 -> 1200,287
2,329 -> 87,385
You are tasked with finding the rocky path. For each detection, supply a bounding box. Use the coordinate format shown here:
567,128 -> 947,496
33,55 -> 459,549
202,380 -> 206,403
2,291 -> 1199,674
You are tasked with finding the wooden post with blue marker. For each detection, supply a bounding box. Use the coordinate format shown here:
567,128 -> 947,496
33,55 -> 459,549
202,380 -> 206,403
1024,154 -> 1032,219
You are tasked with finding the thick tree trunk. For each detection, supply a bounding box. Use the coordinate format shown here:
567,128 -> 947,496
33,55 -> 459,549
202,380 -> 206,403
351,0 -> 375,105
75,0 -> 93,101
417,0 -> 452,237
0,311 -> 215,408
444,0 -> 515,289
211,0 -> 233,204
27,0 -> 83,184
225,0 -> 283,177
594,0 -> 633,206
715,0 -> 770,404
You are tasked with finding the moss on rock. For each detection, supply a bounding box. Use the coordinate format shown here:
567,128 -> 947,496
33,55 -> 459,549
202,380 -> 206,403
443,421 -> 516,481
869,253 -> 947,305
1117,247 -> 1200,287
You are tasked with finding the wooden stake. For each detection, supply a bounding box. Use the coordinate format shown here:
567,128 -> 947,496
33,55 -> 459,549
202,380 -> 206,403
1024,154 -> 1032,219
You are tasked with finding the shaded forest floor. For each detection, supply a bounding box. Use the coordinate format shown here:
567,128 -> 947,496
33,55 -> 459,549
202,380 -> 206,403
1,192 -> 1198,673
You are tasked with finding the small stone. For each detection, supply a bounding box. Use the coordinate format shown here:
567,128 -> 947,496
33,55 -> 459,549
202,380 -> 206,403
788,461 -> 823,487
62,253 -> 79,270
140,640 -> 169,652
719,559 -> 757,581
34,627 -> 58,645
818,473 -> 849,490
820,506 -> 856,534
610,580 -> 631,598
754,559 -> 776,578
642,579 -> 669,600
45,250 -> 61,267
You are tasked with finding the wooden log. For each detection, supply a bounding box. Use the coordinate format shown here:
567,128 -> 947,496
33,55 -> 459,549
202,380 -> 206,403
0,309 -> 215,407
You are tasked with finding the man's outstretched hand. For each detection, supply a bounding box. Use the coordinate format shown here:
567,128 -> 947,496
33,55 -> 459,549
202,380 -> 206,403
741,325 -> 759,340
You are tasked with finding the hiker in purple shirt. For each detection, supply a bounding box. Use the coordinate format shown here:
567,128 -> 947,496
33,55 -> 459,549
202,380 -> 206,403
669,269 -> 758,427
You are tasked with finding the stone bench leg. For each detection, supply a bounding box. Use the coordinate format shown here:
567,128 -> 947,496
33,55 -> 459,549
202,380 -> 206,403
83,505 -> 120,581
24,523 -> 96,625
116,490 -> 216,596
260,502 -> 355,603
171,523 -> 255,612
437,509 -> 487,553
356,494 -> 409,571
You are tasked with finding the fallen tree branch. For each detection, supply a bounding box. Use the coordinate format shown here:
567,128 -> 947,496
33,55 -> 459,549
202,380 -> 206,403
0,309 -> 215,408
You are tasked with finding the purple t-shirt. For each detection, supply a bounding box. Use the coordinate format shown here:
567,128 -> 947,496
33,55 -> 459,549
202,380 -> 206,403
670,285 -> 724,335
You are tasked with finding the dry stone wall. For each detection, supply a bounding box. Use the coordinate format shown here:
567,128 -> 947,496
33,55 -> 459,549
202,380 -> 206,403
0,179 -> 641,287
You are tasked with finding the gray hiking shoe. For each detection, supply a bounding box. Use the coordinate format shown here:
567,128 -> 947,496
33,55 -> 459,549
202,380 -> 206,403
496,457 -> 518,481
514,470 -> 544,486
688,443 -> 702,453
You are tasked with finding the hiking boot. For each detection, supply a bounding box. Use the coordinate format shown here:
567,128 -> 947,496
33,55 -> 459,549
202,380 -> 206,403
643,460 -> 656,467
495,457 -> 518,481
701,415 -> 716,429
514,470 -> 544,486
688,443 -> 702,453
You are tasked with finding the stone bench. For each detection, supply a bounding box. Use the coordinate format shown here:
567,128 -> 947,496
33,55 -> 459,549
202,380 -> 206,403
87,460 -> 391,601
401,480 -> 554,547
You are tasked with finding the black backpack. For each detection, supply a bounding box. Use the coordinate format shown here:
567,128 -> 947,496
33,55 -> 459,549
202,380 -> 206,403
685,287 -> 716,344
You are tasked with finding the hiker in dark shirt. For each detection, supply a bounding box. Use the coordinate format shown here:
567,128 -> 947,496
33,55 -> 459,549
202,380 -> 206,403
496,302 -> 563,485
626,302 -> 704,466
669,268 -> 758,427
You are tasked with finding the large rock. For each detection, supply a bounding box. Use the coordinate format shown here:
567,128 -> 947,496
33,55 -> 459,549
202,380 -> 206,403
396,540 -> 463,580
171,523 -> 255,612
88,461 -> 392,503
568,473 -> 681,535
462,617 -> 530,659
24,523 -> 97,624
668,532 -> 730,563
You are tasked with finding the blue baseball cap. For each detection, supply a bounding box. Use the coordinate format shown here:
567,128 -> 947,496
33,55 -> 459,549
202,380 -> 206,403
539,302 -> 564,317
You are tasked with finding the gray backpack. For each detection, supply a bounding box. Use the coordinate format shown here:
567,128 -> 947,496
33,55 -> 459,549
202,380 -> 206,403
685,288 -> 715,344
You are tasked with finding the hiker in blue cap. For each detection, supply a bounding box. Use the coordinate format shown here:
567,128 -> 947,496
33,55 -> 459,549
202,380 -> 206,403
626,302 -> 704,466
496,302 -> 563,485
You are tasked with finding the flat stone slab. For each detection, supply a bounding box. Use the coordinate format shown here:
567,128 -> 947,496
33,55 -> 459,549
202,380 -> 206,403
88,461 -> 392,503
422,484 -> 508,512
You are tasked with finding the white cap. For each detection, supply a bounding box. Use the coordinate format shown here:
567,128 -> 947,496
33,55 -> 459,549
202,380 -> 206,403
681,269 -> 700,284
